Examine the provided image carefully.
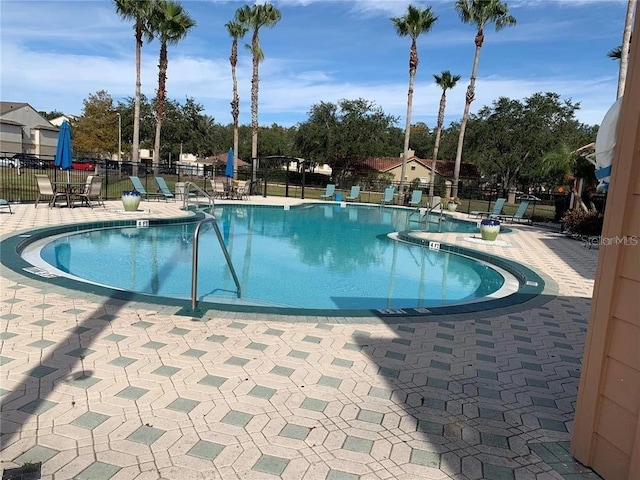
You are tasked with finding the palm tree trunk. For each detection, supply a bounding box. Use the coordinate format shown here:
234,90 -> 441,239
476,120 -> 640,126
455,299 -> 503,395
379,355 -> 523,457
231,41 -> 239,181
153,41 -> 168,176
251,31 -> 259,183
133,21 -> 143,176
453,30 -> 483,198
617,0 -> 636,98
429,90 -> 447,202
400,40 -> 418,195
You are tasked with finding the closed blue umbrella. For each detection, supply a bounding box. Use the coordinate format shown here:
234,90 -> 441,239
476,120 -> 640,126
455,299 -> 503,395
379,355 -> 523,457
225,147 -> 234,179
55,121 -> 73,183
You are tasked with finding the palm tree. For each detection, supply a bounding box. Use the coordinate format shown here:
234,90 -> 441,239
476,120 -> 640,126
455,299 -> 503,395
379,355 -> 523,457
149,0 -> 195,174
391,5 -> 438,193
430,70 -> 461,202
235,3 -> 281,184
616,0 -> 635,98
540,144 -> 590,211
114,0 -> 158,175
452,0 -> 516,197
226,20 -> 248,181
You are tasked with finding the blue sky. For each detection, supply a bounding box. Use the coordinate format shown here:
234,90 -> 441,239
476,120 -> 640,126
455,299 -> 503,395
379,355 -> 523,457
0,0 -> 628,129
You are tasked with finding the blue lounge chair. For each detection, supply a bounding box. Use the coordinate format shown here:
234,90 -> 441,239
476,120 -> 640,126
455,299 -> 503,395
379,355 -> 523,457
320,184 -> 336,200
380,186 -> 395,205
129,176 -> 163,201
345,186 -> 360,201
498,201 -> 531,223
154,177 -> 175,201
471,198 -> 506,218
408,190 -> 423,207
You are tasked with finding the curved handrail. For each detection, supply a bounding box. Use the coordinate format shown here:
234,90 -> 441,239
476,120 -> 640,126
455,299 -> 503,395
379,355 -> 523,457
191,213 -> 241,309
424,202 -> 444,232
407,202 -> 444,232
182,181 -> 213,210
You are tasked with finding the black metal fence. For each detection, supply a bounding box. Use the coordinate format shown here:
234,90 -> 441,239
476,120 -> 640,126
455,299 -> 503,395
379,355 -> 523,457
0,160 -> 248,203
1,156 -> 605,223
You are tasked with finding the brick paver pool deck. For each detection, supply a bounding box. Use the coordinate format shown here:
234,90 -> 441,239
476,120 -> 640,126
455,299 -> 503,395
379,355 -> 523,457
0,198 -> 601,479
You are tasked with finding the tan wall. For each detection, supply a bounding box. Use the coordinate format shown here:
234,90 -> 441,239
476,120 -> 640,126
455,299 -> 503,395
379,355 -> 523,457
1,105 -> 57,156
571,10 -> 640,480
387,160 -> 433,183
38,129 -> 58,156
0,123 -> 22,154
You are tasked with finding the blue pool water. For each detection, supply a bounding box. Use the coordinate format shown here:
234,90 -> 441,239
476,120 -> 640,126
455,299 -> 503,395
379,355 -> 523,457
39,204 -> 506,310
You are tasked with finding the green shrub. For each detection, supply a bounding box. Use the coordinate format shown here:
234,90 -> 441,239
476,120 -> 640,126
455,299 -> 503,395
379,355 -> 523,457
561,209 -> 604,236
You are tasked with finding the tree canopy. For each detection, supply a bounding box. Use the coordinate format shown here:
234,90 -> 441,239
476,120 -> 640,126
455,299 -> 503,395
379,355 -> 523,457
72,90 -> 118,158
462,92 -> 595,190
295,99 -> 400,185
69,88 -> 597,194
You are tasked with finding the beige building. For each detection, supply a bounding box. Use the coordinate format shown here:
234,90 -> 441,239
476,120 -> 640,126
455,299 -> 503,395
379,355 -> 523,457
0,102 -> 58,156
363,150 -> 480,185
571,10 -> 640,480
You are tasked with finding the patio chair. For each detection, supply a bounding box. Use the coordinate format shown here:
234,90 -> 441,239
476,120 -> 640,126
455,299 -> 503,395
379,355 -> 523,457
320,184 -> 336,200
154,176 -> 175,201
471,198 -> 506,218
35,174 -> 67,208
380,186 -> 395,205
129,176 -> 163,201
0,199 -> 12,214
75,176 -> 104,208
345,186 -> 361,202
498,201 -> 531,223
236,180 -> 251,200
210,179 -> 226,199
408,190 -> 423,207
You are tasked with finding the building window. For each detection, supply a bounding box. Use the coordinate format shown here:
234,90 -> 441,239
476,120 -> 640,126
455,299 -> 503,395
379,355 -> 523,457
410,166 -> 416,171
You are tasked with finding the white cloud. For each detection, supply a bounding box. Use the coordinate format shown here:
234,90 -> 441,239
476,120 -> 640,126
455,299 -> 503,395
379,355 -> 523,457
254,71 -> 617,126
1,0 -> 620,129
2,38 -> 615,127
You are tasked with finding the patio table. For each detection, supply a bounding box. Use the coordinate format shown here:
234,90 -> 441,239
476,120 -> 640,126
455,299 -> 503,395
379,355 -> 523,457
52,182 -> 86,208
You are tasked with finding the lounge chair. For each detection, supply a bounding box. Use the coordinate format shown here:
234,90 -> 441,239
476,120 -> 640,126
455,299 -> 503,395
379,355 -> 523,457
35,174 -> 67,208
345,186 -> 360,202
408,190 -> 423,207
320,184 -> 336,200
129,176 -> 163,201
75,176 -> 104,208
380,186 -> 395,205
470,198 -> 506,218
498,201 -> 531,223
154,177 -> 175,201
0,199 -> 12,214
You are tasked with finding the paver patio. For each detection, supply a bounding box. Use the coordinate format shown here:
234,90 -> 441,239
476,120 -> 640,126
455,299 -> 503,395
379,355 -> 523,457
0,198 -> 601,479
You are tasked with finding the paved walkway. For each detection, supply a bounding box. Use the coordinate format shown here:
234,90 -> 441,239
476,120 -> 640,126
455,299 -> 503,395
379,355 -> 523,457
0,198 -> 601,480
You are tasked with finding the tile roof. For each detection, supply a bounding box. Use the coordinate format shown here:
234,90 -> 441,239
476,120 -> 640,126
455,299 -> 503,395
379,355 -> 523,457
201,152 -> 249,167
361,156 -> 480,178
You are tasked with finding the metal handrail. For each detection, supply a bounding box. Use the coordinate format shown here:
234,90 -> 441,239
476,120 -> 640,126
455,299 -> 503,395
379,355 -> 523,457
191,213 -> 241,309
407,207 -> 424,227
406,202 -> 444,232
182,181 -> 213,209
424,202 -> 444,232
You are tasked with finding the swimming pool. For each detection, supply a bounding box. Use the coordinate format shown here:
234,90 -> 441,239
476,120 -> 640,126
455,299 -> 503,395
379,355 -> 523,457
26,204 -> 520,313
